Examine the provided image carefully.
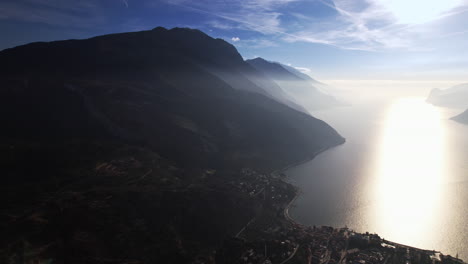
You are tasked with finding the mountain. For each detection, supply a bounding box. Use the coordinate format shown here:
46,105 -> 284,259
452,109 -> 468,124
281,63 -> 320,83
0,27 -> 344,169
427,83 -> 468,108
279,63 -> 337,94
246,57 -> 342,111
0,27 -> 345,262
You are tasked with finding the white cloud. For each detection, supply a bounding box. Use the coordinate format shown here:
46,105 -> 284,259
280,0 -> 468,51
231,37 -> 240,42
234,38 -> 278,48
286,0 -> 412,50
375,0 -> 464,24
207,20 -> 237,30
294,66 -> 311,73
0,0 -> 104,28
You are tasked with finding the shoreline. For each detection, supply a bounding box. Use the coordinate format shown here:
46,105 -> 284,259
278,142 -> 345,226
277,141 -> 346,229
276,143 -> 466,264
271,141 -> 345,177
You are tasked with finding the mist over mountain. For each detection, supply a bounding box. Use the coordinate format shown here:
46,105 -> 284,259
246,57 -> 342,111
280,63 -> 323,85
427,83 -> 468,108
279,63 -> 341,95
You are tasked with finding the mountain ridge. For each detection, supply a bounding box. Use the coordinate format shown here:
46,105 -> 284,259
0,26 -> 344,170
0,26 -> 347,262
427,83 -> 468,108
246,57 -> 342,110
452,109 -> 468,124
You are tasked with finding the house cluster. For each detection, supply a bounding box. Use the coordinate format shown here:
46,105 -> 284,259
237,239 -> 297,264
346,248 -> 385,264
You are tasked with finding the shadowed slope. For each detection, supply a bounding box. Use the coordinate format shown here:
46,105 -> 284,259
0,27 -> 344,170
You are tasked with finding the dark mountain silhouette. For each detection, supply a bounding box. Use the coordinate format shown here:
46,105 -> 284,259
427,83 -> 468,108
452,109 -> 468,124
0,26 -> 346,263
246,57 -> 342,110
247,58 -> 305,81
0,27 -> 344,170
0,26 -> 454,264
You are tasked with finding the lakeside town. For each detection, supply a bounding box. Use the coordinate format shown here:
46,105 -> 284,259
213,168 -> 467,264
2,144 -> 465,263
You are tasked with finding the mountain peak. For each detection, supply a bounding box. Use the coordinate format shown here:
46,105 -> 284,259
159,27 -> 211,40
151,26 -> 204,34
247,57 -> 303,81
151,26 -> 168,32
249,57 -> 270,63
427,83 -> 468,108
0,26 -> 246,74
247,57 -> 279,66
246,56 -> 341,110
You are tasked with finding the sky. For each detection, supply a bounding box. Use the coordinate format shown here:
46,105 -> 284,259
1,0 -> 468,83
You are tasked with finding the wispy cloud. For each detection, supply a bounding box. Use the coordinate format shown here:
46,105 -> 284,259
292,0 -> 468,50
231,37 -> 240,42
439,29 -> 468,39
3,0 -> 466,54
0,0 -> 104,28
207,20 -> 238,30
233,38 -> 278,48
167,0 -> 468,51
294,66 -> 311,73
280,0 -> 419,50
167,0 -> 298,34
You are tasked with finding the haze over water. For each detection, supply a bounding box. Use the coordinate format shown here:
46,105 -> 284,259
287,86 -> 468,259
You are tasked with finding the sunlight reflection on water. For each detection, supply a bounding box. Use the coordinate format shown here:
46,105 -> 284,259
373,98 -> 446,246
287,97 -> 468,259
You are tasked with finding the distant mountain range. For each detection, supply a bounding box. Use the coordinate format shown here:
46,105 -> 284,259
427,83 -> 468,109
452,109 -> 468,124
426,83 -> 468,124
246,57 -> 342,111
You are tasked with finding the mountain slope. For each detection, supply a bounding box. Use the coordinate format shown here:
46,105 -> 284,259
452,109 -> 468,124
0,26 -> 346,263
427,83 -> 468,108
246,57 -> 341,110
280,63 -> 337,93
281,63 -> 320,82
0,27 -> 344,170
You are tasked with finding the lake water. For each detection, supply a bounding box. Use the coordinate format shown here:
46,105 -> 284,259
287,97 -> 468,259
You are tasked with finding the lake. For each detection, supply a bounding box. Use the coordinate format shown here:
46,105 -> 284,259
287,97 -> 468,260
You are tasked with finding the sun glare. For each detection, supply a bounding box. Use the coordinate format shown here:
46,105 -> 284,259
374,98 -> 446,246
377,0 -> 463,24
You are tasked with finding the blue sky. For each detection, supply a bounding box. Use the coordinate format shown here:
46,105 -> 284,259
1,0 -> 468,81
